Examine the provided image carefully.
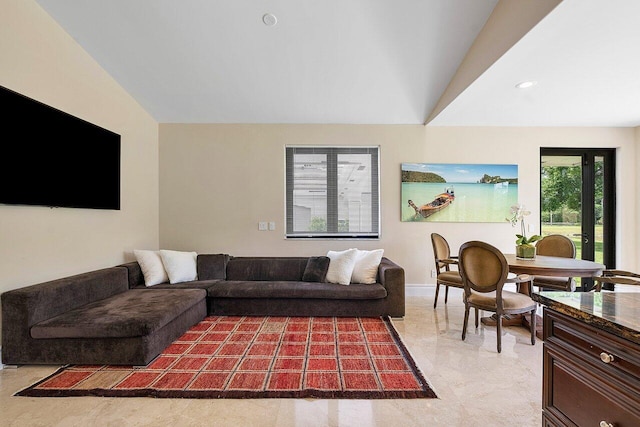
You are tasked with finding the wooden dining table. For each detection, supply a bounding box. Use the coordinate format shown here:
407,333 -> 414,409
504,254 -> 606,296
481,254 -> 606,335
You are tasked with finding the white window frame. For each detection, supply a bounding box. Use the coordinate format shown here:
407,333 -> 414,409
285,146 -> 380,239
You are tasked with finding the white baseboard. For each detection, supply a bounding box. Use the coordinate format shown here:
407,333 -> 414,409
405,283 -> 435,297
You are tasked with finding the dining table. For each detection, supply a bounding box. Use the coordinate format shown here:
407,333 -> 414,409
481,254 -> 606,337
504,254 -> 606,296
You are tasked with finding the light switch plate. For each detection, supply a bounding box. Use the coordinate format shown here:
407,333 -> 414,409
258,222 -> 268,231
268,222 -> 276,231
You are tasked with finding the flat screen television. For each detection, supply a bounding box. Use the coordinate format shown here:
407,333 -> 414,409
0,85 -> 121,210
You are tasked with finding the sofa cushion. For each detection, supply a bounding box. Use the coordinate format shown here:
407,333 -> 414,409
326,249 -> 359,285
160,250 -> 198,284
207,281 -> 387,300
351,249 -> 384,284
197,253 -> 230,280
30,289 -> 206,339
226,257 -> 308,281
134,249 -> 169,286
302,256 -> 331,282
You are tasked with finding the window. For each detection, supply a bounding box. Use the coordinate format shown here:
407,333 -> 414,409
285,146 -> 380,239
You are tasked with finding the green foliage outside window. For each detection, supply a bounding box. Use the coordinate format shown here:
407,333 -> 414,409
309,217 -> 327,232
541,161 -> 604,224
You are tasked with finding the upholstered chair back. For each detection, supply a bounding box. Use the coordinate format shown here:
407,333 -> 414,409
431,233 -> 452,270
458,241 -> 508,294
535,234 -> 576,259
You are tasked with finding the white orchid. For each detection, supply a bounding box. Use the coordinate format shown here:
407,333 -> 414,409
506,204 -> 541,246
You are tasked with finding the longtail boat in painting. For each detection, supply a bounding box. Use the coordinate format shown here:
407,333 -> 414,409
408,187 -> 455,218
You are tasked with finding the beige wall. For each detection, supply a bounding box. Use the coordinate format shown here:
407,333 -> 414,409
637,127 -> 640,263
159,124 -> 637,284
0,0 -> 160,297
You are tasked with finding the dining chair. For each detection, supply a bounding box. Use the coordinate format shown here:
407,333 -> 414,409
458,240 -> 537,353
533,234 -> 577,291
592,269 -> 640,292
430,233 -> 463,309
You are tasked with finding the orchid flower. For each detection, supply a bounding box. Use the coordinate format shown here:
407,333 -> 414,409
506,204 -> 541,246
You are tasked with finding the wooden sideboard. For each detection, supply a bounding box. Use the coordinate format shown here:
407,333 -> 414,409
533,292 -> 640,427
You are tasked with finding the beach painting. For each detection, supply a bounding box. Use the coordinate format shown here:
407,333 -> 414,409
401,163 -> 518,222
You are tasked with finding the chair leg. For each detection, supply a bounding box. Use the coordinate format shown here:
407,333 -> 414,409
474,308 -> 479,328
530,309 -> 536,345
433,283 -> 440,309
444,285 -> 449,304
496,314 -> 502,353
462,306 -> 469,341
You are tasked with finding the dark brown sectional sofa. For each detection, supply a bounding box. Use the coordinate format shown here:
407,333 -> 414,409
1,254 -> 405,366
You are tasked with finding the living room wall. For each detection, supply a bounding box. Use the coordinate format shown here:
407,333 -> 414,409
0,0 -> 160,297
159,124 -> 637,285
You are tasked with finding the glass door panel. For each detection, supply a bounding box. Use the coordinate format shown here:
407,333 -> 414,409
540,148 -> 615,290
541,155 -> 584,286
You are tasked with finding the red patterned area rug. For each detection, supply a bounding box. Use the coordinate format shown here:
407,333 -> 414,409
15,316 -> 437,399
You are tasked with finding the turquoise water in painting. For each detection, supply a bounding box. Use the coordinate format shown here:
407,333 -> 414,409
402,182 -> 518,222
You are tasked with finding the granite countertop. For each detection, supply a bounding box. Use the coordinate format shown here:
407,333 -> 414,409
532,291 -> 640,345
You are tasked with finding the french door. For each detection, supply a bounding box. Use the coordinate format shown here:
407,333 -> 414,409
540,148 -> 616,290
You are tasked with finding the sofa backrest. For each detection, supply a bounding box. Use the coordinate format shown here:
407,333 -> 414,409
1,267 -> 129,327
197,254 -> 230,280
120,254 -> 231,288
118,262 -> 146,288
226,257 -> 309,281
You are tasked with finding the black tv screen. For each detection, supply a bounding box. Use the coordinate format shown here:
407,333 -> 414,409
0,86 -> 120,210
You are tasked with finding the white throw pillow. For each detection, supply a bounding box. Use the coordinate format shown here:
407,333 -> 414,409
159,250 -> 198,284
325,249 -> 359,285
351,249 -> 384,284
133,249 -> 169,286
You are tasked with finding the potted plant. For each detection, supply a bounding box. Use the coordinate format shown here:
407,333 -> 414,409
507,204 -> 541,259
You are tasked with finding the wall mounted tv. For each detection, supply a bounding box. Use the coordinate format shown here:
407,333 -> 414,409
0,85 -> 121,210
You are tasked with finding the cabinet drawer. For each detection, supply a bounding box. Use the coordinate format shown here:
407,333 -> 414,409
544,345 -> 640,426
544,310 -> 640,382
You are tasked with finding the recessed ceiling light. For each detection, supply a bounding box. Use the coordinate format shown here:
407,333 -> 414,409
515,80 -> 537,89
262,13 -> 277,26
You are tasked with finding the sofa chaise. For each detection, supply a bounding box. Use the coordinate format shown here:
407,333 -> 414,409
1,267 -> 206,366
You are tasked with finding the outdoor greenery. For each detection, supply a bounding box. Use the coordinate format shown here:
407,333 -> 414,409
541,161 -> 604,224
309,217 -> 350,232
309,217 -> 327,232
541,160 -> 605,289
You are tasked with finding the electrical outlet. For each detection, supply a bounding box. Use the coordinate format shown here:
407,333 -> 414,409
431,270 -> 437,278
258,222 -> 268,231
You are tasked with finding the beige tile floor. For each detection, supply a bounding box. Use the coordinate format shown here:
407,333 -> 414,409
1,288 -> 544,427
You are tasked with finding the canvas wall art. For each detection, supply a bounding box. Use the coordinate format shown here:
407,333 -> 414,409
401,163 -> 518,222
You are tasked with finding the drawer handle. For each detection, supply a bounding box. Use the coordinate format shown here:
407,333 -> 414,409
599,422 -> 614,427
600,352 -> 615,364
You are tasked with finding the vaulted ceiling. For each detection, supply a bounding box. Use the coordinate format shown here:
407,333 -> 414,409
35,0 -> 640,126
